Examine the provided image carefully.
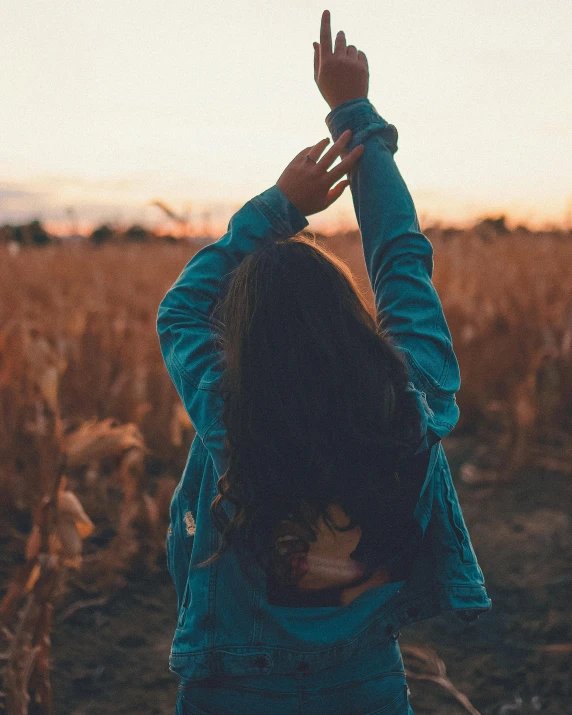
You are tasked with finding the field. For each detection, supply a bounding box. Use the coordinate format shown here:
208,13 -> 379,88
1,227 -> 572,714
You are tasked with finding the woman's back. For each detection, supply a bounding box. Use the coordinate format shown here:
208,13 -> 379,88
266,448 -> 431,607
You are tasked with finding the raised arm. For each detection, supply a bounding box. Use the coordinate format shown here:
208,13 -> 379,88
314,10 -> 461,439
157,132 -> 364,482
156,186 -> 308,480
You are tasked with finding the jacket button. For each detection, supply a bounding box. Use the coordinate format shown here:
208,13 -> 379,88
253,655 -> 269,668
296,662 -> 310,673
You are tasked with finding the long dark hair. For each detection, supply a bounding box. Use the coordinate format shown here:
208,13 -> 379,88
195,232 -> 424,576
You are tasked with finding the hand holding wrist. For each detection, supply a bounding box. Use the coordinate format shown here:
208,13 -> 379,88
275,131 -> 364,217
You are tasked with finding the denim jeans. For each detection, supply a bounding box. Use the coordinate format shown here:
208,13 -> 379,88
175,638 -> 414,714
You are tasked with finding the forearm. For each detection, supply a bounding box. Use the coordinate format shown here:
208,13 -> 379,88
157,186 -> 308,355
156,184 -> 308,475
326,100 -> 423,282
325,98 -> 460,433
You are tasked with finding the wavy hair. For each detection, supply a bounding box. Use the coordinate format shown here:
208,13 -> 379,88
194,232 -> 424,578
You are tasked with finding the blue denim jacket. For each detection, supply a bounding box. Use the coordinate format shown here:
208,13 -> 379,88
157,98 -> 491,682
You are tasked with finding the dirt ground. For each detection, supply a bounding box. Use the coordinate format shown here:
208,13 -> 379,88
49,434 -> 572,715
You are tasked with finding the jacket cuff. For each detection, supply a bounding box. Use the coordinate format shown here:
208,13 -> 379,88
325,98 -> 399,154
251,185 -> 309,237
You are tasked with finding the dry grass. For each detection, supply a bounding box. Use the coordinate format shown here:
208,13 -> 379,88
0,229 -> 571,712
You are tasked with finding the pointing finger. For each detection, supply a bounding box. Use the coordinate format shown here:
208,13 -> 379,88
320,10 -> 332,56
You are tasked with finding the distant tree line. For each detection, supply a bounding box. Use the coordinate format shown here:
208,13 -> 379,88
0,221 -> 184,246
1,216 -> 570,247
0,220 -> 52,246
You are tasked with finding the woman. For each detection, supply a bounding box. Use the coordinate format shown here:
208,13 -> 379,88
157,10 -> 491,714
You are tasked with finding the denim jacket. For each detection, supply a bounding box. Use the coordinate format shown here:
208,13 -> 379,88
156,98 -> 491,682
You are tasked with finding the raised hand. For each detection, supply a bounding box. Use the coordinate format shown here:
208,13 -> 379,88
313,9 -> 369,111
275,129 -> 364,217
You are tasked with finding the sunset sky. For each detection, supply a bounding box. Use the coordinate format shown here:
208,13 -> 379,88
1,0 -> 571,235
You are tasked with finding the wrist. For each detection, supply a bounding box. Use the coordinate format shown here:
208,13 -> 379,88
252,185 -> 309,236
275,181 -> 302,216
329,95 -> 368,111
325,98 -> 398,155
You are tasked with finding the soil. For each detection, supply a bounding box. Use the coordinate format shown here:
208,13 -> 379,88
48,435 -> 572,715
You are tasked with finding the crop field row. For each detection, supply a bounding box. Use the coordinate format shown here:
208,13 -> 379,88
1,229 -> 571,712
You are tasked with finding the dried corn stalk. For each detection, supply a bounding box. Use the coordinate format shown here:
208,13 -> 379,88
401,644 -> 481,715
62,417 -> 146,467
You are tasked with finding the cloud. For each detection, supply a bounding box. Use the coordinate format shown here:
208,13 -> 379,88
0,176 -> 146,224
0,187 -> 39,200
0,183 -> 51,221
0,184 -> 48,202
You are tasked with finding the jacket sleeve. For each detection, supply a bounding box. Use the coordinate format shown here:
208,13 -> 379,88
156,185 -> 309,479
325,98 -> 461,440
